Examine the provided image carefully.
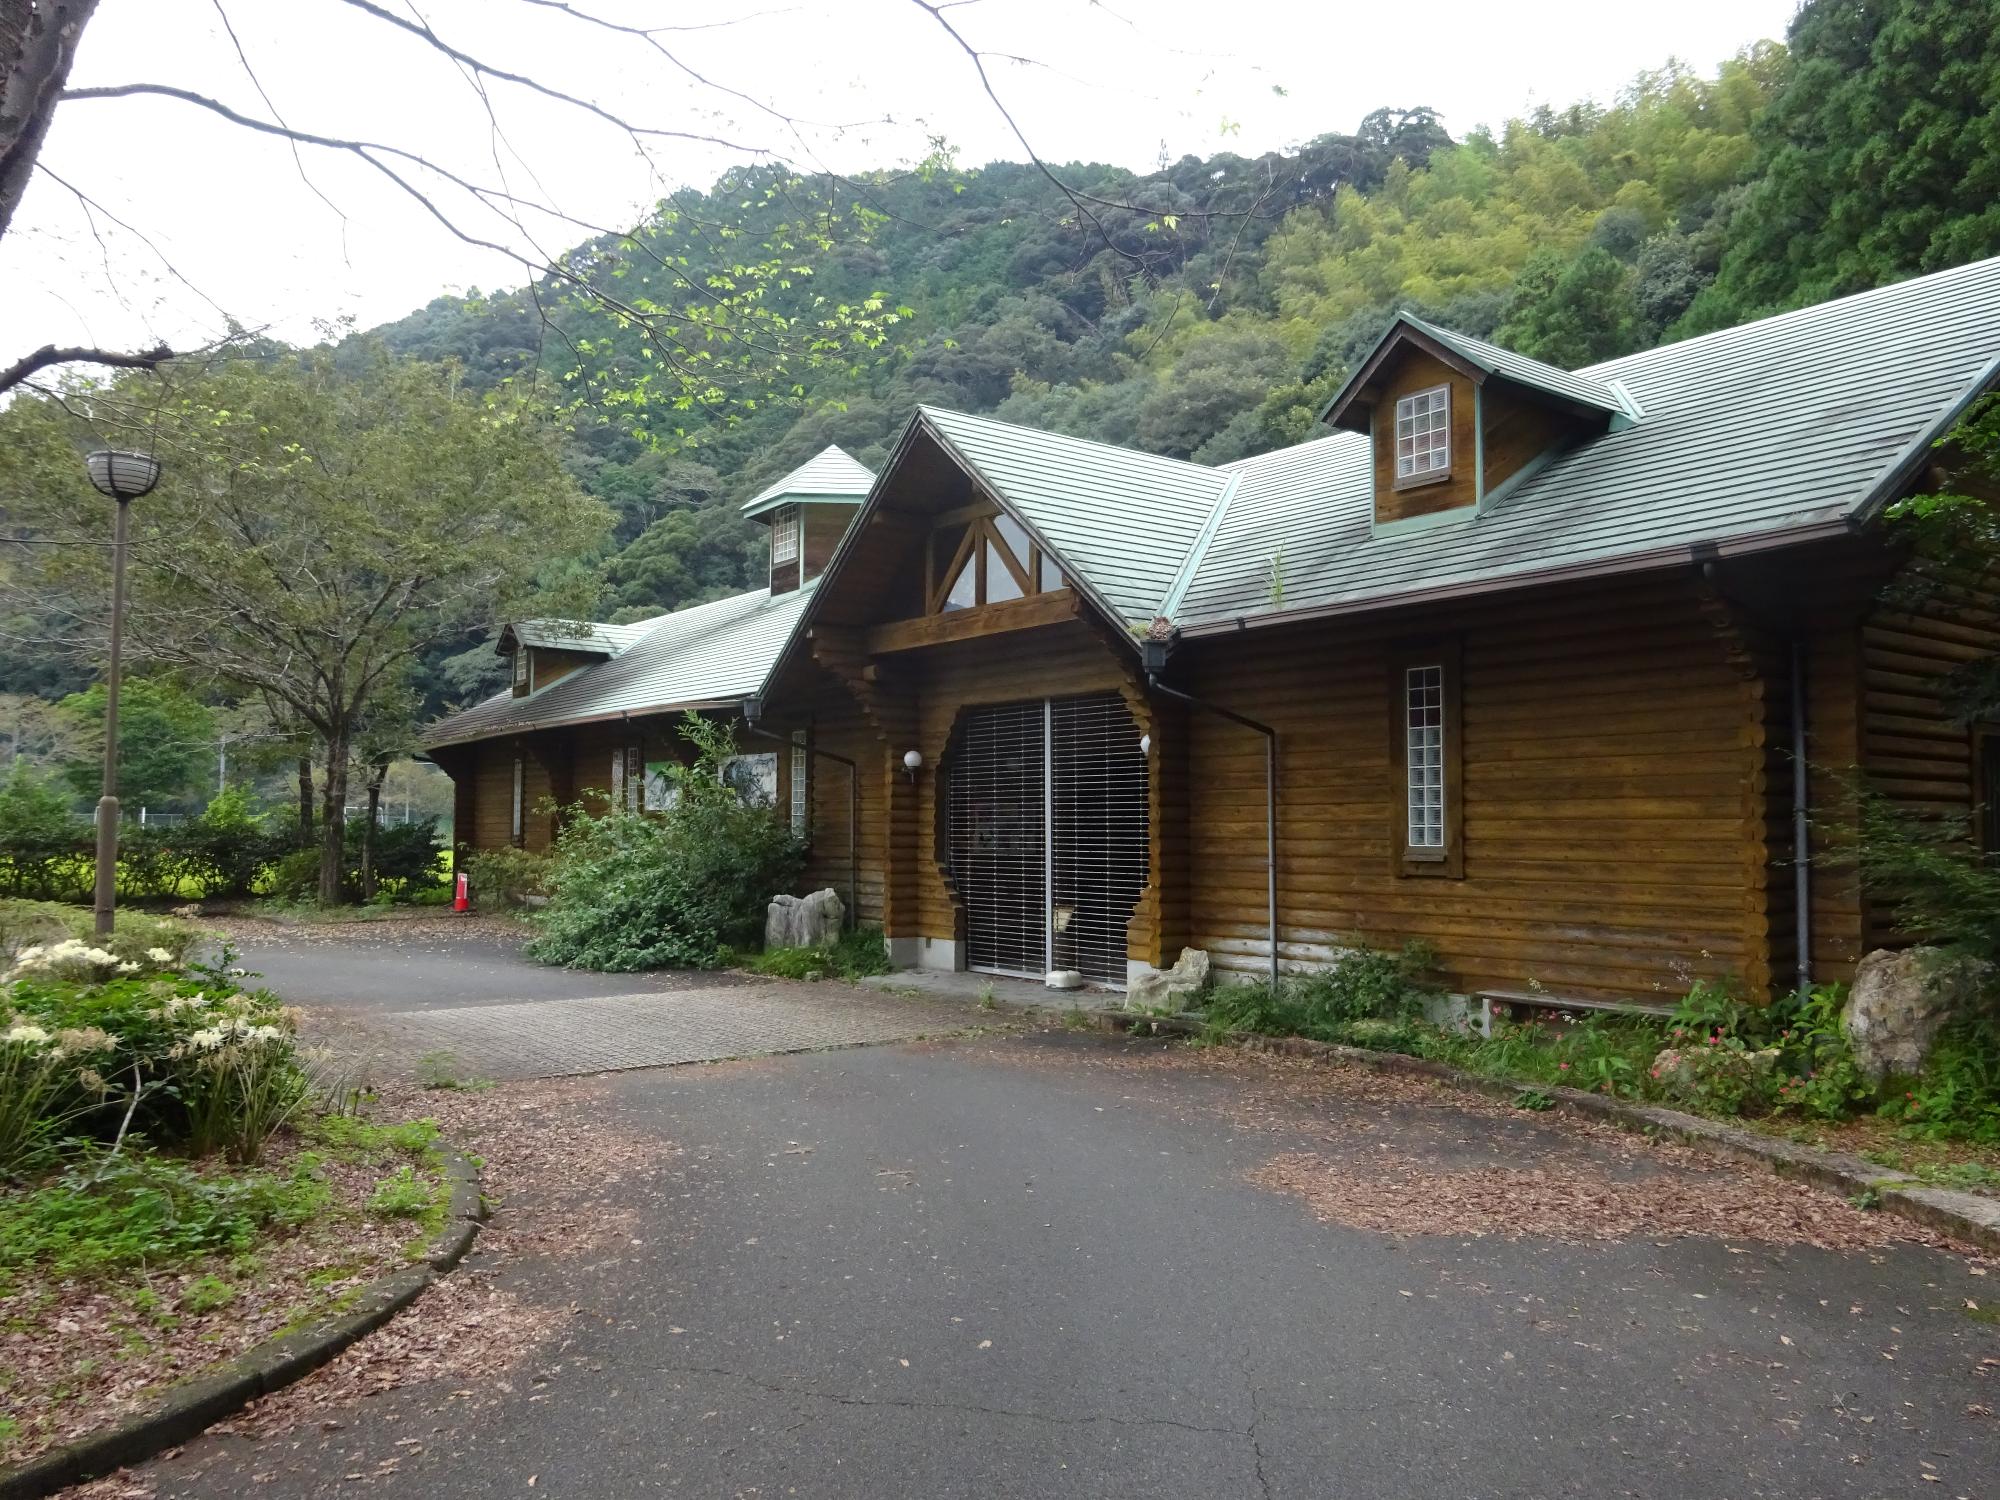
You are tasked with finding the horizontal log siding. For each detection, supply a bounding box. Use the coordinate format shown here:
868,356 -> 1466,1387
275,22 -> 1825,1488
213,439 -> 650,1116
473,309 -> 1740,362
802,694 -> 887,929
1858,566 -> 2000,950
1804,623 -> 1867,983
1180,575 -> 1762,1000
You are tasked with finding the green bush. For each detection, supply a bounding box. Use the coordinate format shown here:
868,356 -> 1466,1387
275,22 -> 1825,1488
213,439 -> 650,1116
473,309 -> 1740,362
344,816 -> 445,896
264,847 -> 322,903
527,714 -> 805,972
0,768 -> 87,903
4,955 -> 309,1166
1883,1021 -> 2000,1143
1202,942 -> 1441,1042
462,845 -> 551,908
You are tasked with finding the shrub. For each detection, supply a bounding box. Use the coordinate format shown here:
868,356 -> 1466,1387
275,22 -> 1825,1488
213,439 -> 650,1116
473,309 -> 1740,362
0,768 -> 87,903
1882,1020 -> 2000,1143
264,847 -> 323,903
344,816 -> 445,896
461,846 -> 551,908
527,714 -> 805,971
5,956 -> 308,1162
1202,942 -> 1441,1042
0,905 -> 201,971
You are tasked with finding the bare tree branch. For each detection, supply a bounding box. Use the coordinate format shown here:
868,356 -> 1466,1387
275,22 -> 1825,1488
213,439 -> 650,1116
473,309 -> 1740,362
0,340 -> 171,395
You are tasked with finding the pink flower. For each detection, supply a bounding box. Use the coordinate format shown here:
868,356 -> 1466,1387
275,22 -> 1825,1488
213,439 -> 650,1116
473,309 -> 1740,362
1558,1062 -> 1570,1071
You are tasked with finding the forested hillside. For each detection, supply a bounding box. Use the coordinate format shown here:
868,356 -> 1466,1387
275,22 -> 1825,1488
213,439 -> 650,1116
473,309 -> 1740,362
371,0 -> 1995,660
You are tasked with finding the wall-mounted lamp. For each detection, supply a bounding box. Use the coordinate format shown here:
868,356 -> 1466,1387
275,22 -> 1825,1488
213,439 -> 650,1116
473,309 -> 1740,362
902,749 -> 924,781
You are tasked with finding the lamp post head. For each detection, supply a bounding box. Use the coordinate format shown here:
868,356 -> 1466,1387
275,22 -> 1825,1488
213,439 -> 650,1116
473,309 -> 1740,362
84,449 -> 161,501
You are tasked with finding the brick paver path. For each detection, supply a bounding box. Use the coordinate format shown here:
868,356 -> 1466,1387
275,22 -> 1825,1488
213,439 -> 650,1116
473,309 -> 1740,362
312,981 -> 985,1082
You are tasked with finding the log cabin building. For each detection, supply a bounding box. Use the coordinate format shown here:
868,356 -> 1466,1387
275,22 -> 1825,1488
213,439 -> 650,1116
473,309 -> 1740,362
423,255 -> 2000,1007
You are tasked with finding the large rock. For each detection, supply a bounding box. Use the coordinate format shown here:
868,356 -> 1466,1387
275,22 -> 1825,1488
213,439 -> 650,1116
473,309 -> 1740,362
766,888 -> 845,951
1127,947 -> 1211,1011
1844,946 -> 1986,1083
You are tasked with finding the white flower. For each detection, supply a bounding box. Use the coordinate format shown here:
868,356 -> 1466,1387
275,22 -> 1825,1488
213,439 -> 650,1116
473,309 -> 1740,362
248,1024 -> 285,1043
145,947 -> 174,964
188,1027 -> 225,1050
116,961 -> 140,975
4,1024 -> 52,1046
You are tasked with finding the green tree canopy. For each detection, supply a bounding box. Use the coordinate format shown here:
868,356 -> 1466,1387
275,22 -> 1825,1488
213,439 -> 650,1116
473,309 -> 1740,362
0,349 -> 610,900
1679,0 -> 2000,332
1493,246 -> 1644,367
57,678 -> 214,813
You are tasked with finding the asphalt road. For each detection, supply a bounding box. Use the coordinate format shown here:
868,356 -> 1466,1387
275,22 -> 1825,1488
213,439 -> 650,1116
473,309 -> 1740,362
126,1010 -> 1999,1499
217,918 -> 742,1012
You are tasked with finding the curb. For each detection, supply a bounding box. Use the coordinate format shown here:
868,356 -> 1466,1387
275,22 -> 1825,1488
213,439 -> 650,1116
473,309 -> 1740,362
1087,1013 -> 2000,1256
0,1148 -> 487,1500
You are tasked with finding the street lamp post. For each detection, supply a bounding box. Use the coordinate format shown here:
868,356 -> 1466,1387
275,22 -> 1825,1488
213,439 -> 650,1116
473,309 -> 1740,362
84,449 -> 162,938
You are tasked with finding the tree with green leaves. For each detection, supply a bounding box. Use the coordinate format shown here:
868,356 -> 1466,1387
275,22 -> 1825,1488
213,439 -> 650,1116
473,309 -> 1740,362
56,677 -> 213,813
1493,247 -> 1644,368
0,350 -> 609,901
1678,0 -> 2000,333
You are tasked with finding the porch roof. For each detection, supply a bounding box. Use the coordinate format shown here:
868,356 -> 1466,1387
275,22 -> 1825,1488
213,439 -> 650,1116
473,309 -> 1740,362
423,584 -> 815,749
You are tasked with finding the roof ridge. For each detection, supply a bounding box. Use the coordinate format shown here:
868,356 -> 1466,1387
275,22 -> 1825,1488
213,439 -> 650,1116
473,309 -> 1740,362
917,403 -> 1224,479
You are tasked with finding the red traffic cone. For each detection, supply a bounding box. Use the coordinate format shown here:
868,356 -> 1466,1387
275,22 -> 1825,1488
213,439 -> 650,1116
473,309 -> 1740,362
453,870 -> 471,912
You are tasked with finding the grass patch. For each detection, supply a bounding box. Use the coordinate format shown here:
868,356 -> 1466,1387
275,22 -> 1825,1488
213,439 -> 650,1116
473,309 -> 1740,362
743,927 -> 892,982
0,1152 -> 329,1283
365,1165 -> 443,1221
415,1051 -> 491,1092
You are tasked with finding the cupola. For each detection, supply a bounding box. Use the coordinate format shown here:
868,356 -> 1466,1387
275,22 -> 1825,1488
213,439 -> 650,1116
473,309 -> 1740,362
741,445 -> 876,594
1320,313 -> 1636,534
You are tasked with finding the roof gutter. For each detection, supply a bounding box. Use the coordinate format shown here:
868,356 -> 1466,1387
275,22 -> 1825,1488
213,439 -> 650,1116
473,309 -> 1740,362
1173,517 -> 1860,640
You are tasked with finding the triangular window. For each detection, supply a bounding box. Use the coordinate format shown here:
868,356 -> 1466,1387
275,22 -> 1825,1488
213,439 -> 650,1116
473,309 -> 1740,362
942,553 -> 977,611
986,541 -> 1023,603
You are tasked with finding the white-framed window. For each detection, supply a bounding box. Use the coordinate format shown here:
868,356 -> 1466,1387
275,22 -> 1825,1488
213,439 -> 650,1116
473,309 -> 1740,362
511,647 -> 530,694
790,729 -> 809,836
1405,664 -> 1445,849
1394,385 -> 1450,482
770,505 -> 800,566
510,755 -> 525,844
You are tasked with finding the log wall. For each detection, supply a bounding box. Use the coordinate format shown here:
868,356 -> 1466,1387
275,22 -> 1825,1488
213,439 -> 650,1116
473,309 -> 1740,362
1177,572 -> 1767,1000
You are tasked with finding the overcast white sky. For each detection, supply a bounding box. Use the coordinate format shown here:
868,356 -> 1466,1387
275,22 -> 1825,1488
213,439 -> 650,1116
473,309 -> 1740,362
1,0 -> 1801,364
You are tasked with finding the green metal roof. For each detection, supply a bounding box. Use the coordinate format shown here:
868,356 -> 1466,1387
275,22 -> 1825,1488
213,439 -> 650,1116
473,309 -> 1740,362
1396,313 -> 1629,417
423,585 -> 815,749
501,618 -> 656,656
1177,254 -> 2000,631
739,445 -> 875,520
426,254 -> 2000,752
917,405 -> 1229,624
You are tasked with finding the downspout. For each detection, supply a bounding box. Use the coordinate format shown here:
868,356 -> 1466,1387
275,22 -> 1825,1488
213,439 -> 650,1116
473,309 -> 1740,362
1143,660 -> 1280,989
1790,639 -> 1812,994
740,704 -> 859,930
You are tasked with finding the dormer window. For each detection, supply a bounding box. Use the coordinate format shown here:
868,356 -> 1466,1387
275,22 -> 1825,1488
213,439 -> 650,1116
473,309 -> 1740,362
1395,385 -> 1450,485
511,647 -> 530,696
770,505 -> 800,565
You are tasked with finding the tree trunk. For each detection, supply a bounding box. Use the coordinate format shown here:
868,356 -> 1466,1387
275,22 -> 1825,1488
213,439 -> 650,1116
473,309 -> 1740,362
0,0 -> 100,246
317,737 -> 349,904
360,757 -> 389,901
296,754 -> 315,844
